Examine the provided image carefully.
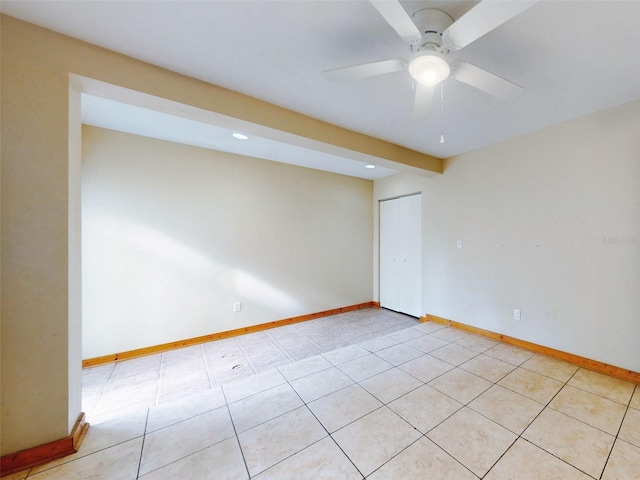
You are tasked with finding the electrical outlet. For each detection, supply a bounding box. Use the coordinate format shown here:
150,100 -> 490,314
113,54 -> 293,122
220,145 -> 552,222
514,309 -> 521,321
233,302 -> 242,312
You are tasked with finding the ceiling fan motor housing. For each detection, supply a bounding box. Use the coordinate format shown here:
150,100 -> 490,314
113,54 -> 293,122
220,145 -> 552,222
411,8 -> 454,54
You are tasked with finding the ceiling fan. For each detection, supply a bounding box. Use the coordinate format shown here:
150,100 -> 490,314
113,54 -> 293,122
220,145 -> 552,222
322,0 -> 538,122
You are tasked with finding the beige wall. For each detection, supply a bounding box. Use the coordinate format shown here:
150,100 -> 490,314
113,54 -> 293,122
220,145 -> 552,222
375,99 -> 640,373
0,14 -> 433,455
82,126 -> 373,359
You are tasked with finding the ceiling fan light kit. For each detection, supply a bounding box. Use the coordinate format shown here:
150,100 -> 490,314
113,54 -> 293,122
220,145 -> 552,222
323,1 -> 537,126
408,52 -> 449,86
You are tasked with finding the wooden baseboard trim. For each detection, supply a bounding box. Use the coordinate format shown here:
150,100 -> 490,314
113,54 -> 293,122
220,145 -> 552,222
422,314 -> 640,384
1,413 -> 88,477
83,302 -> 380,367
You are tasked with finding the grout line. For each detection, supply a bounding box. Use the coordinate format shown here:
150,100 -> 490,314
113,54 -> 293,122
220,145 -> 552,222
200,344 -> 217,389
483,367 -> 598,479
85,363 -> 118,421
153,352 -> 167,407
134,409 -> 150,480
264,328 -> 298,363
283,368 -> 367,478
597,383 -> 638,480
219,381 -> 252,479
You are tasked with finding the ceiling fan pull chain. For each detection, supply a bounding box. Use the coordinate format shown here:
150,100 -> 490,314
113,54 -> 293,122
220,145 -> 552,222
440,82 -> 445,144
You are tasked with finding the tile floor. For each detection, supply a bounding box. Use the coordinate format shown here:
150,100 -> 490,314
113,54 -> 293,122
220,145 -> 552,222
7,308 -> 640,479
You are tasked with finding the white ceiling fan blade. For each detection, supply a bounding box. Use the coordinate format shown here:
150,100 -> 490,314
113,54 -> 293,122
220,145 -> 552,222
370,0 -> 422,45
412,83 -> 435,122
322,59 -> 406,82
451,60 -> 523,101
443,1 -> 538,51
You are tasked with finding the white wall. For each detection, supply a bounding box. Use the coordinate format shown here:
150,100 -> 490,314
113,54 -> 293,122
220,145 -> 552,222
375,99 -> 640,372
82,126 -> 373,359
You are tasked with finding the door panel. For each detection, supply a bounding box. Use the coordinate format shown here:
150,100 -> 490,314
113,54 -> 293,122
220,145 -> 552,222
379,194 -> 421,317
380,198 -> 400,312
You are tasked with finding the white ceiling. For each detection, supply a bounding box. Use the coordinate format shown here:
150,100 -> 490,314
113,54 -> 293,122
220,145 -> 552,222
3,1 -> 640,168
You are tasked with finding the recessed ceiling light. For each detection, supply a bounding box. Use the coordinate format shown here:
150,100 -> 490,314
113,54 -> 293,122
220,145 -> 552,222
365,164 -> 376,169
232,133 -> 248,140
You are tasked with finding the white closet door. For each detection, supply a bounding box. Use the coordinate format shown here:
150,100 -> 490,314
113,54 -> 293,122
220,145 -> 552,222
380,198 -> 401,312
380,194 -> 422,317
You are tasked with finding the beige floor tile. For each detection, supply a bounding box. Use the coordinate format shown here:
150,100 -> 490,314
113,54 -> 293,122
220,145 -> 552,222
484,438 -> 591,480
568,368 -> 635,404
427,407 -> 516,477
253,437 -> 362,480
75,405 -> 148,455
455,334 -> 499,353
229,383 -> 304,433
619,407 -> 640,448
111,355 -> 162,379
398,354 -> 454,383
601,440 -> 640,480
238,406 -> 327,477
368,436 -> 476,480
158,381 -> 212,404
307,384 -> 382,433
428,368 -> 492,404
29,405 -> 148,473
429,343 -> 479,366
82,393 -> 102,417
388,328 -> 424,342
161,367 -> 209,394
222,369 -> 286,404
139,406 -> 235,476
412,321 -> 446,335
360,368 -> 422,404
485,344 -> 534,365
82,363 -> 115,386
96,376 -> 158,414
322,344 -> 369,365
460,354 -> 516,382
374,343 -> 423,366
405,334 -> 449,353
358,334 -> 400,352
338,354 -> 393,382
332,407 -> 421,477
214,365 -> 255,385
549,385 -> 627,435
88,402 -> 150,425
389,384 -> 463,433
429,327 -> 469,342
290,366 -> 353,403
147,387 -> 225,433
523,408 -> 614,478
498,368 -> 563,404
521,354 -> 578,382
28,437 -> 143,480
277,355 -> 332,382
630,386 -> 640,410
469,385 -> 544,434
139,437 -> 248,480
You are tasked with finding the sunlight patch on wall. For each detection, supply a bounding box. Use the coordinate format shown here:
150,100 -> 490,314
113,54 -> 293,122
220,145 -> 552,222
233,269 -> 299,312
84,211 -> 214,276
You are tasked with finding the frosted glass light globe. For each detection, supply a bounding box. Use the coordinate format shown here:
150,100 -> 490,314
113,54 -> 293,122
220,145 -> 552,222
408,54 -> 450,86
